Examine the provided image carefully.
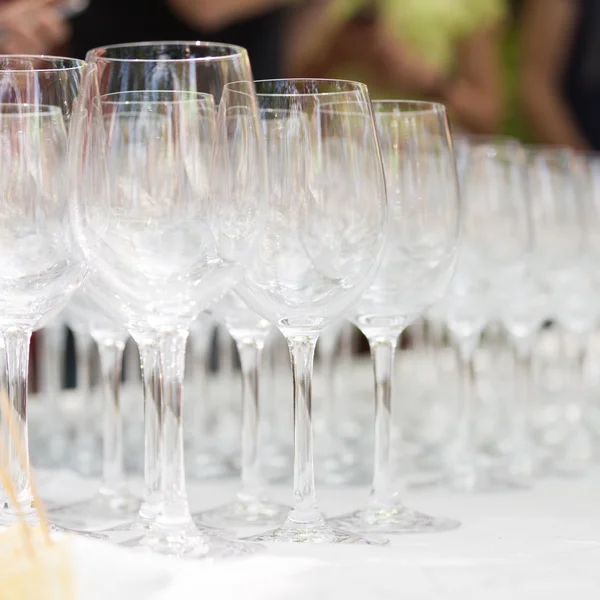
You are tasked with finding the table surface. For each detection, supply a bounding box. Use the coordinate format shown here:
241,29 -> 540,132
37,470 -> 600,599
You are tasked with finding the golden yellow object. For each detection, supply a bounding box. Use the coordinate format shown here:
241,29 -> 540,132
0,389 -> 76,599
0,525 -> 75,600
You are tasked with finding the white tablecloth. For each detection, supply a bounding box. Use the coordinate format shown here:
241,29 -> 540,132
38,471 -> 600,599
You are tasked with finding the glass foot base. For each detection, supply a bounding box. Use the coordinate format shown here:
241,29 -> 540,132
0,509 -> 107,540
329,506 -> 460,534
245,523 -> 388,545
122,523 -> 264,559
195,499 -> 289,528
49,490 -> 140,529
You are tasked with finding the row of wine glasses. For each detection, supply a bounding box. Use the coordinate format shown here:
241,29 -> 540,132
0,42 -> 459,558
2,41 -> 596,562
29,308 -> 600,493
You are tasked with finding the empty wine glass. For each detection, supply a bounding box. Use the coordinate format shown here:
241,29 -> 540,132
0,56 -> 86,527
328,101 -> 460,534
314,321 -> 363,485
65,302 -> 100,477
528,148 -> 587,474
226,79 -> 388,545
49,282 -> 140,529
186,314 -> 230,480
443,138 -> 531,491
70,42 -> 265,559
194,292 -> 289,527
33,318 -> 68,468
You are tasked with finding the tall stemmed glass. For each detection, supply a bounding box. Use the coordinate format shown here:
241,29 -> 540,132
226,79 -> 389,544
195,291 -> 289,527
71,42 -> 264,558
439,137 -> 530,492
50,282 -> 140,528
0,56 -> 85,527
494,144 -> 549,487
34,318 -> 68,468
186,314 -> 229,480
314,321 -> 362,484
66,304 -> 100,477
328,101 -> 460,534
529,149 -> 587,474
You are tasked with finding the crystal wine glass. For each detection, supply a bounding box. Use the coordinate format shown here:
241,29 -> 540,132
528,148 -> 587,475
70,42 -> 265,559
49,282 -> 140,529
0,56 -> 86,527
439,137 -> 531,492
194,291 -> 289,527
328,100 -> 460,534
227,79 -> 389,545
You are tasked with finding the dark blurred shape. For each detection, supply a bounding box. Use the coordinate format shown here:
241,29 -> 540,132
519,0 -> 600,150
69,0 -> 286,79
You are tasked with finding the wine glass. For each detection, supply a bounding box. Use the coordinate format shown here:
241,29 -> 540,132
314,321 -> 363,485
49,281 -> 140,529
33,318 -> 69,468
70,42 -> 265,559
437,137 -> 531,492
327,101 -> 460,534
0,56 -> 86,527
194,291 -> 289,527
528,148 -> 587,474
64,300 -> 100,477
186,314 -> 231,480
225,79 -> 389,545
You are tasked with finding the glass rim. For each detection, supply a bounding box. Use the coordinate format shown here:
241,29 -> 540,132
371,99 -> 446,116
98,90 -> 215,105
86,41 -> 248,63
455,133 -> 520,146
249,78 -> 369,98
0,54 -> 85,72
0,103 -> 63,116
526,143 -> 574,154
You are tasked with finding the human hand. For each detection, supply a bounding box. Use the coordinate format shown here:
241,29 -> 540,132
0,0 -> 71,55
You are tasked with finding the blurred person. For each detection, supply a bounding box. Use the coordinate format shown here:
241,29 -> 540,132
519,0 -> 600,150
0,0 -> 289,78
286,0 -> 507,133
0,0 -> 70,54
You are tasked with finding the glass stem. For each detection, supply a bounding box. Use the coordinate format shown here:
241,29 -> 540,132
73,330 -> 93,469
320,336 -> 338,447
285,334 -> 321,528
155,330 -> 192,530
123,339 -> 140,385
511,335 -> 534,473
234,334 -> 267,504
38,324 -> 64,412
136,339 -> 162,521
571,333 -> 588,426
94,335 -> 126,495
368,334 -> 400,510
3,330 -> 34,515
452,333 -> 481,475
189,320 -> 212,457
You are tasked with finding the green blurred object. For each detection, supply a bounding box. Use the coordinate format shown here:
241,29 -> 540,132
501,24 -> 533,142
322,0 -> 533,138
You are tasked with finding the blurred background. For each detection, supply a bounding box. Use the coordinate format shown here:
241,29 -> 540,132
1,0 -> 598,150
3,0 -> 598,387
